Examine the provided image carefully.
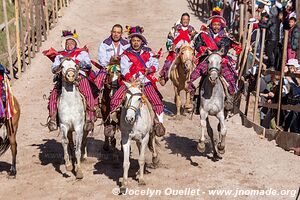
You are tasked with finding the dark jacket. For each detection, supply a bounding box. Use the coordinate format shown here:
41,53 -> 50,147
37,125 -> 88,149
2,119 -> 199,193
289,25 -> 299,51
259,6 -> 280,41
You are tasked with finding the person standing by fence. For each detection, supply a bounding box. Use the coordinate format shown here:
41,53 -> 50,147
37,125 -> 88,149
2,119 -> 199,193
287,17 -> 299,60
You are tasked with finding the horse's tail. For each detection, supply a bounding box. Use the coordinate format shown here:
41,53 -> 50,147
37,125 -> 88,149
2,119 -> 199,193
148,131 -> 160,153
0,136 -> 10,157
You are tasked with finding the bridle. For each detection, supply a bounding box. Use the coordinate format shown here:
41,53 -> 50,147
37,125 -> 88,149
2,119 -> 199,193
208,52 -> 222,74
124,89 -> 143,113
60,58 -> 79,84
180,46 -> 195,73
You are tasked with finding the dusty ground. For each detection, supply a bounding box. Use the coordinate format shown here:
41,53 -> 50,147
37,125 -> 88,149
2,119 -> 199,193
0,0 -> 299,200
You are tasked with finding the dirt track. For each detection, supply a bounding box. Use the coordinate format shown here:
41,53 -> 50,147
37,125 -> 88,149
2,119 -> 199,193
0,0 -> 299,199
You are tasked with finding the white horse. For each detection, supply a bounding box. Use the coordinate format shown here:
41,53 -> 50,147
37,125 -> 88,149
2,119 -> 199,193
58,58 -> 87,179
120,80 -> 159,189
197,51 -> 227,160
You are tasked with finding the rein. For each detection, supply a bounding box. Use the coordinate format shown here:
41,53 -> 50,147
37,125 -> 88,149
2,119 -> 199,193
124,89 -> 143,113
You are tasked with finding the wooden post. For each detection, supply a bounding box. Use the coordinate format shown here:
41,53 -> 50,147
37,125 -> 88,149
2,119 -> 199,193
239,3 -> 245,41
66,0 -> 69,7
35,0 -> 42,51
51,0 -> 55,25
19,0 -> 26,72
40,0 -> 47,41
276,30 -> 289,126
15,0 -> 22,77
55,0 -> 58,22
253,29 -> 266,122
59,0 -> 63,16
2,0 -> 14,78
25,0 -> 31,65
250,29 -> 260,69
238,23 -> 253,80
251,0 -> 255,18
44,0 -> 50,34
30,0 -> 36,57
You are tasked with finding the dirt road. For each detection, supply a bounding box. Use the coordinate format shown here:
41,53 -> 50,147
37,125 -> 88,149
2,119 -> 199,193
0,0 -> 299,199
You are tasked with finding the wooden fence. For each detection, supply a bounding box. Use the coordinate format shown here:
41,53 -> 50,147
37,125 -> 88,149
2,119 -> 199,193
189,0 -> 300,151
0,0 -> 71,80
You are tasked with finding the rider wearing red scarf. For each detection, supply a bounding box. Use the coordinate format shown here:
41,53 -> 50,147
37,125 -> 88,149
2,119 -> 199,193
159,13 -> 197,85
107,26 -> 165,137
188,15 -> 242,98
47,31 -> 96,132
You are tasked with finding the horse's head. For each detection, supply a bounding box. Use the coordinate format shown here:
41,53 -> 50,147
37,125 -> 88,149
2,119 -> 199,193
60,57 -> 79,84
179,44 -> 195,73
123,80 -> 143,125
207,48 -> 223,85
105,64 -> 121,96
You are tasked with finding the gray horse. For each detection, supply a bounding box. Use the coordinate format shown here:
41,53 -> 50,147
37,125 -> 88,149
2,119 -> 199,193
197,50 -> 227,160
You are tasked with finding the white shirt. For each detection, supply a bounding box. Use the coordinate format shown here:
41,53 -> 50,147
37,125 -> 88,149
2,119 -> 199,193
98,37 -> 130,67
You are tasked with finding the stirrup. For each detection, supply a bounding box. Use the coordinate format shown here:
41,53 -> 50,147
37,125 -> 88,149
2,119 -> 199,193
47,118 -> 58,132
84,121 -> 94,132
95,106 -> 102,119
110,111 -> 119,123
153,121 -> 166,137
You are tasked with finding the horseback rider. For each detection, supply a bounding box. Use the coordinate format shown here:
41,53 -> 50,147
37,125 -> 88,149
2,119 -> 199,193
47,30 -> 96,132
108,26 -> 166,136
159,13 -> 197,86
188,14 -> 242,103
0,63 -> 15,123
95,24 -> 130,90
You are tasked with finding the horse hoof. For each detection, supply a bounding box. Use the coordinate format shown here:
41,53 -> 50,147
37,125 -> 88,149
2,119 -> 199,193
213,153 -> 222,161
120,186 -> 127,194
76,169 -> 84,179
197,142 -> 205,153
217,144 -> 225,154
152,157 -> 160,167
138,179 -> 146,186
65,164 -> 73,172
7,171 -> 16,179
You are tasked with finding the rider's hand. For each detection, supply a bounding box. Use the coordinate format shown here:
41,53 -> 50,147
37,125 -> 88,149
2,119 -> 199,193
144,68 -> 150,75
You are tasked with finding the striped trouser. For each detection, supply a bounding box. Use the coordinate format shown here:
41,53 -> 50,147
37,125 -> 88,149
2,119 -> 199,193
94,70 -> 107,90
48,82 -> 60,120
189,62 -> 236,95
48,75 -> 96,121
110,84 -> 164,115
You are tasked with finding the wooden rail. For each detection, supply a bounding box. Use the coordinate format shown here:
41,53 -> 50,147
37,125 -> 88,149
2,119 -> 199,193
0,0 -> 73,80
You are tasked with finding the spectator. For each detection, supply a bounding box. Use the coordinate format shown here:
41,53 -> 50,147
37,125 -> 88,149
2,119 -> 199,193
259,2 -> 280,70
283,59 -> 300,133
287,17 -> 299,60
283,0 -> 296,30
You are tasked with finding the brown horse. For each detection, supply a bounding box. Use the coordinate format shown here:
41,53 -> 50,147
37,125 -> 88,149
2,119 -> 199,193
170,44 -> 195,115
101,61 -> 121,152
0,96 -> 20,178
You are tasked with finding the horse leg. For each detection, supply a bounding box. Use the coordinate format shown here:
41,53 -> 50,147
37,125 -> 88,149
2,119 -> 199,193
184,91 -> 192,112
75,126 -> 84,179
121,137 -> 130,188
217,111 -> 227,154
8,133 -> 17,178
61,125 -> 73,172
138,137 -> 148,186
197,109 -> 207,153
67,132 -> 74,161
151,135 -> 159,168
174,87 -> 181,116
81,129 -> 88,161
207,118 -> 221,160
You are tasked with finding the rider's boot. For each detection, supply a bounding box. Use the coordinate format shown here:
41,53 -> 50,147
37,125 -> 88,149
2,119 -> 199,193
153,113 -> 166,137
